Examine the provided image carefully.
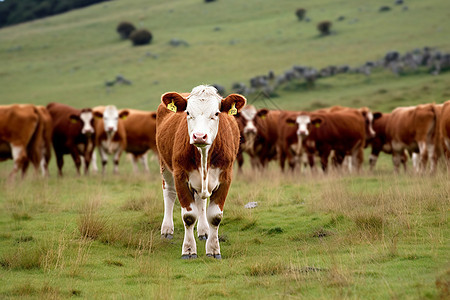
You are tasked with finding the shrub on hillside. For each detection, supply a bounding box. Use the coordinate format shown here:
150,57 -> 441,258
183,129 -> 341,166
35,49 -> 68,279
295,8 -> 306,21
116,21 -> 136,39
317,21 -> 332,36
130,29 -> 153,46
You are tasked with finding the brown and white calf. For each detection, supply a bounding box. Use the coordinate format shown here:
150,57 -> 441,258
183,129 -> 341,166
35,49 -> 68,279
235,106 -> 279,171
286,110 -> 367,172
91,105 -> 129,174
47,102 -> 96,176
156,85 -> 246,259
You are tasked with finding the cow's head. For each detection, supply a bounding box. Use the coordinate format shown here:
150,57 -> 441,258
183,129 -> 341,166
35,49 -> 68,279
162,85 -> 246,147
70,108 -> 95,136
94,106 -> 129,135
359,107 -> 381,139
285,113 -> 319,138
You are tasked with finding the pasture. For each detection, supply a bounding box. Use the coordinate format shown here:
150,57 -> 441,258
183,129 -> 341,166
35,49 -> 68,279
0,0 -> 450,298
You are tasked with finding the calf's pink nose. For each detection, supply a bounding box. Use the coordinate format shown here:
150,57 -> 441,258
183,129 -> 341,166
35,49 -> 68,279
193,133 -> 207,143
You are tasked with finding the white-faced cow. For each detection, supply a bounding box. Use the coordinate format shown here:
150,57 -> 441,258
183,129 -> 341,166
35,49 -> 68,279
235,106 -> 280,171
285,109 -> 367,172
47,102 -> 96,176
156,85 -> 246,259
91,105 -> 129,174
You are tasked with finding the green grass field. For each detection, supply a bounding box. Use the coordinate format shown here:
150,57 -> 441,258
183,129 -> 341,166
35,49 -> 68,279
0,0 -> 449,298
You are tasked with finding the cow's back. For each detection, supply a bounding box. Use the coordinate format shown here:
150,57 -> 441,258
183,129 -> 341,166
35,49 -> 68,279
311,110 -> 365,149
0,104 -> 39,146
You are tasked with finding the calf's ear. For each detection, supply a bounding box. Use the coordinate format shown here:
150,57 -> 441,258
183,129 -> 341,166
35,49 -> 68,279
119,110 -> 129,119
221,94 -> 246,115
286,117 -> 296,126
69,114 -> 80,123
161,92 -> 187,113
373,112 -> 382,120
257,108 -> 269,119
311,116 -> 324,128
93,111 -> 103,119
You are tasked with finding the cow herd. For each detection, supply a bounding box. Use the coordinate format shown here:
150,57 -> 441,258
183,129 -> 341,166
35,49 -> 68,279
2,94 -> 450,181
0,103 -> 157,179
236,101 -> 450,175
2,85 -> 450,259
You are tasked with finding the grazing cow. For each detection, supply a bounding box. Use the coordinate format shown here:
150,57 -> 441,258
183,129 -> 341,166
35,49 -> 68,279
0,104 -> 42,179
120,108 -> 158,173
439,100 -> 450,167
235,106 -> 279,171
385,104 -> 438,173
156,85 -> 246,259
47,103 -> 96,176
286,110 -> 367,172
91,105 -> 129,174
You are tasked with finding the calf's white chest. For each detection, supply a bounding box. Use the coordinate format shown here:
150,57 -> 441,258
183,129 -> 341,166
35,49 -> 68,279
188,167 -> 222,199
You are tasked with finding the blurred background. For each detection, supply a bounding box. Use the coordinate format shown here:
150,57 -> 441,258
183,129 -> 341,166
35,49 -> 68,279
1,0 -> 449,112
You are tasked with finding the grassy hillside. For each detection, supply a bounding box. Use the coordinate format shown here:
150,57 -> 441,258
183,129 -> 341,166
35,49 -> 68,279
0,0 -> 449,111
0,0 -> 449,299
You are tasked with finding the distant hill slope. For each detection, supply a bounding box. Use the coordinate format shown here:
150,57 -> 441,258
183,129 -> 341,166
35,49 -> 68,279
0,0 -> 449,112
0,0 -> 111,28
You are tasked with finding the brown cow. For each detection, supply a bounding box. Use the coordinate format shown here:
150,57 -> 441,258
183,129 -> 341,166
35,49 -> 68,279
235,106 -> 279,171
156,85 -> 245,259
439,100 -> 450,167
91,105 -> 129,174
385,104 -> 438,173
47,102 -> 96,176
0,104 -> 42,179
120,108 -> 158,173
277,110 -> 308,171
286,110 -> 367,172
368,112 -> 409,171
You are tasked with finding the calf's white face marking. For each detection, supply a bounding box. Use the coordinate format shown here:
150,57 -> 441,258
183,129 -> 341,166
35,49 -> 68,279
79,111 -> 94,135
185,86 -> 222,146
102,105 -> 119,134
296,115 -> 311,137
241,106 -> 257,135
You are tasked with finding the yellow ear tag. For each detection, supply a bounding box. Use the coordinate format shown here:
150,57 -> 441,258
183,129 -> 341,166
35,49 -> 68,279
70,118 -> 78,124
315,123 -> 321,128
167,100 -> 177,113
228,103 -> 237,116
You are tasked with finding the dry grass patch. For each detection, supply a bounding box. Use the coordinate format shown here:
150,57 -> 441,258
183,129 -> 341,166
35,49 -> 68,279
0,245 -> 45,270
4,282 -> 62,299
78,198 -> 106,240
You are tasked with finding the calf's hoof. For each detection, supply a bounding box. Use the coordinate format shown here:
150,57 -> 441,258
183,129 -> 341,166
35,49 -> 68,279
161,233 -> 173,240
198,234 -> 208,241
181,254 -> 198,260
206,253 -> 222,260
